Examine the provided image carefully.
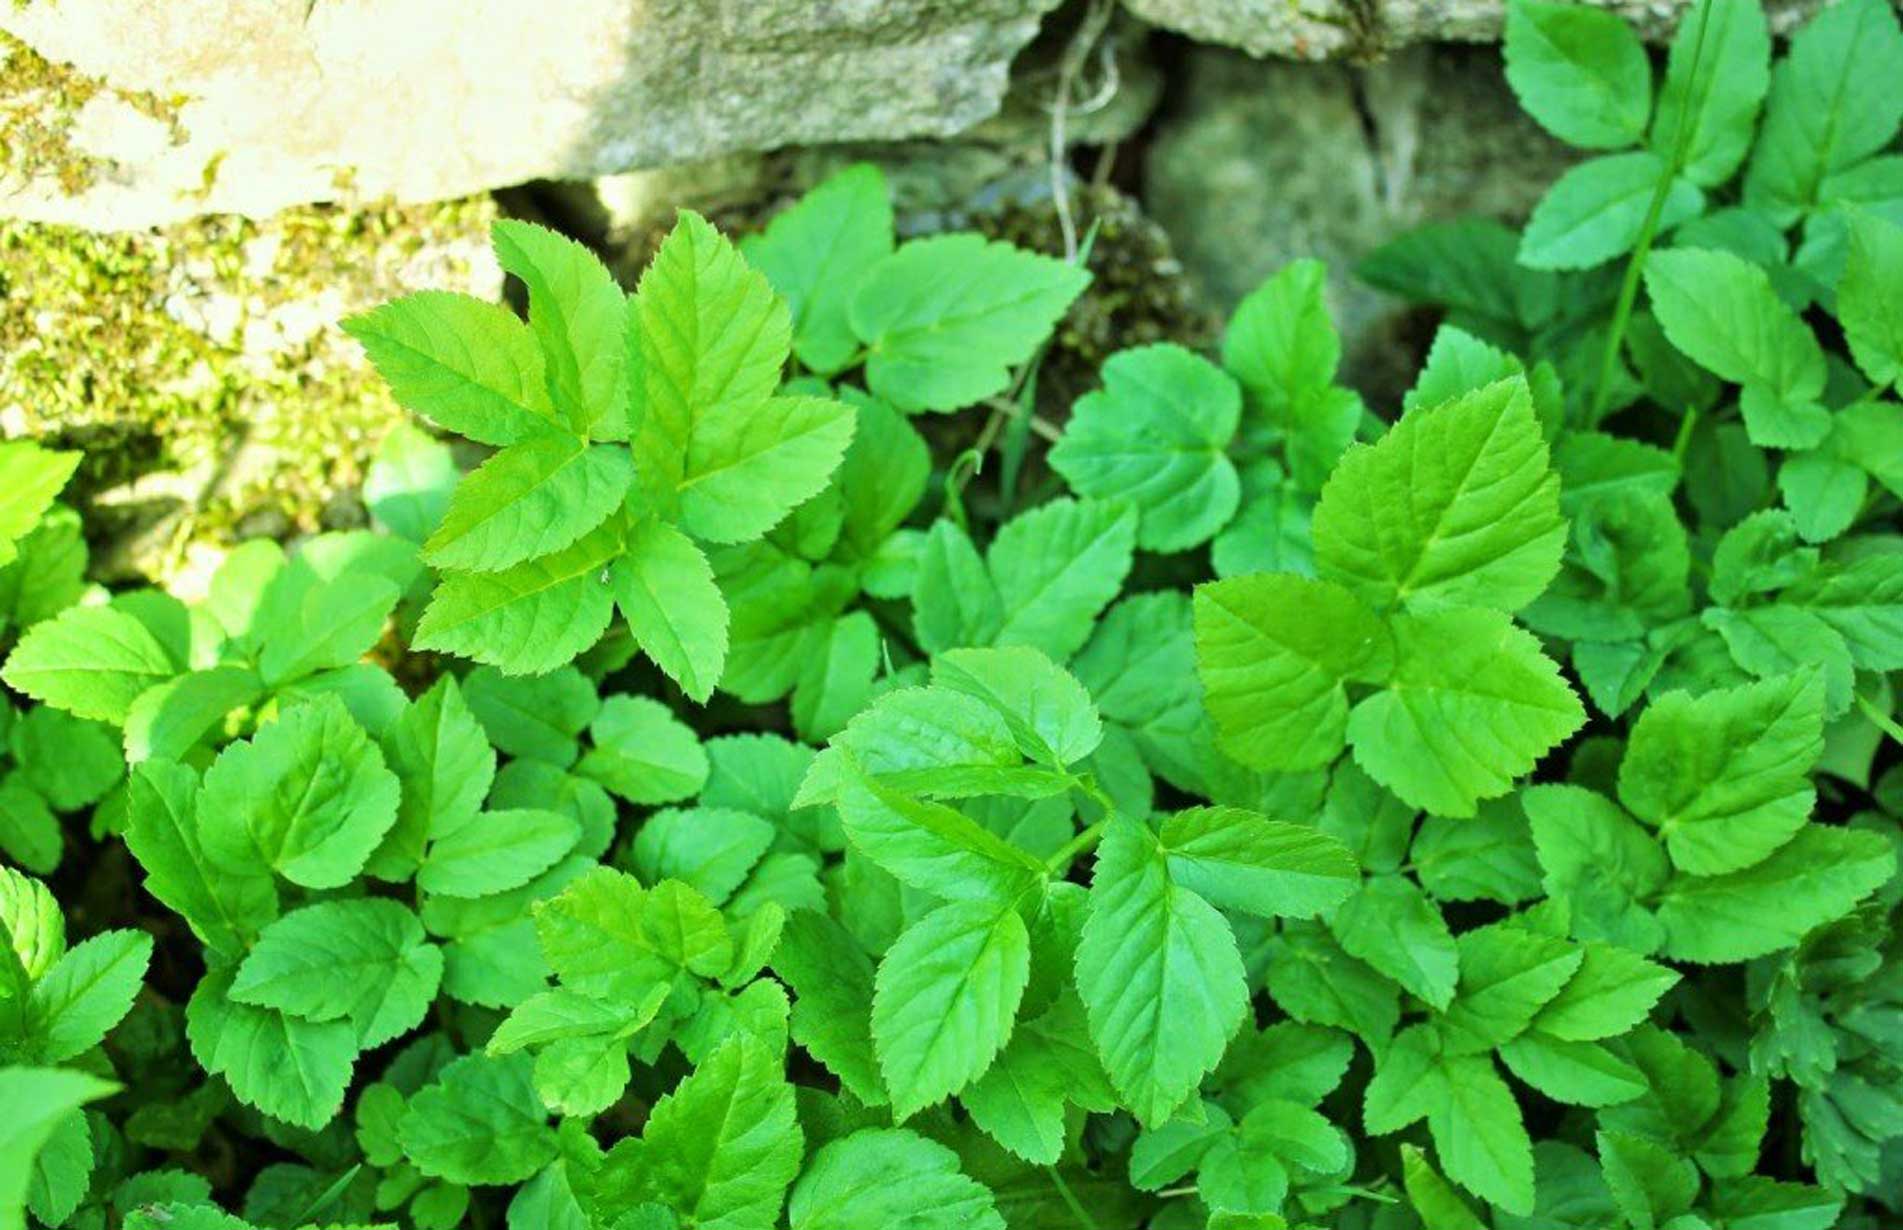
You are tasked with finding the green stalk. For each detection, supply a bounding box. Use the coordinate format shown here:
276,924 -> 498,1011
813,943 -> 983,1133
1591,5 -> 1713,422
1670,404 -> 1700,463
1856,692 -> 1903,747
1046,1167 -> 1103,1230
1046,818 -> 1109,876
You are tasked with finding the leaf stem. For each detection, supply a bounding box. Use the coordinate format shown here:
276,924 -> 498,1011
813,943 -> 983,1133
1046,817 -> 1110,876
1855,691 -> 1903,746
1670,403 -> 1700,463
1046,1167 -> 1103,1230
1590,5 -> 1713,422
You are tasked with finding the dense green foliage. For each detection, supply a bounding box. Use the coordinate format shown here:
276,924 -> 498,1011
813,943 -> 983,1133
3,0 -> 1903,1227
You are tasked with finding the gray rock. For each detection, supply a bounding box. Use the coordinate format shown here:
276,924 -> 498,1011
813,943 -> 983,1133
0,0 -> 1059,230
1143,43 -> 1574,398
1122,0 -> 1824,60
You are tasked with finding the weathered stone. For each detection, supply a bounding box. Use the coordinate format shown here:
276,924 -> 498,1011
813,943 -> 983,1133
0,0 -> 1060,230
0,199 -> 499,581
1121,0 -> 1824,60
1143,43 -> 1574,398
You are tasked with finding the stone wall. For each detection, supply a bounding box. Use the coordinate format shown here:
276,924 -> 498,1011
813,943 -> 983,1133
0,0 -> 1061,230
1123,0 -> 1825,61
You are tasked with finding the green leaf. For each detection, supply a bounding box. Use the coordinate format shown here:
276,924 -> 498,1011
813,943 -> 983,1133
1743,0 -> 1903,223
1428,1056 -> 1535,1215
0,1068 -> 115,1230
835,765 -> 1047,905
1523,784 -> 1668,953
1498,1033 -> 1647,1107
0,442 -> 79,570
400,1053 -> 557,1186
22,1104 -> 89,1229
533,866 -> 672,996
1331,875 -> 1460,1011
772,910 -> 883,1105
576,694 -> 709,804
124,761 -> 276,959
1223,259 -> 1339,423
834,390 -> 930,559
1649,0 -> 1770,188
1157,806 -> 1357,919
2,605 -> 177,724
1776,453 -> 1864,546
1401,1144 -> 1488,1230
849,233 -> 1089,412
343,291 -> 558,446
1313,377 -> 1565,614
1657,825 -> 1895,963
792,613 -> 880,744
9,708 -> 119,812
639,879 -> 733,977
1838,210 -> 1903,390
0,780 -> 58,875
632,807 -> 772,906
374,674 -> 496,880
1503,0 -> 1651,148
228,899 -> 439,1048
414,522 -> 621,674
1534,943 -> 1679,1041
364,421 -> 458,543
930,646 -> 1103,770
198,696 -> 401,889
871,899 -> 1030,1120
420,809 -> 582,899
960,1011 -> 1087,1164
257,573 -> 401,688
1520,153 -> 1703,270
1706,1176 -> 1843,1230
814,686 -> 1065,806
788,1127 -> 1003,1230
185,967 -> 355,1130
681,394 -> 855,545
26,930 -> 153,1063
1598,1129 -> 1698,1230
633,211 -> 789,508
629,1033 -> 802,1229
1194,573 -> 1389,772
1437,924 -> 1582,1055
1347,608 -> 1584,818
1617,671 -> 1825,875
424,436 -> 631,572
1049,344 -> 1242,551
121,667 -> 259,766
492,220 -> 629,436
463,665 -> 598,767
1642,248 -> 1827,448
988,498 -> 1137,663
1075,816 -> 1247,1126
611,519 -> 729,702
1785,555 -> 1903,670
1411,800 -> 1542,905
741,163 -> 895,375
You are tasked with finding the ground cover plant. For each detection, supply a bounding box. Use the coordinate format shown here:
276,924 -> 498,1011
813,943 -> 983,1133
2,0 -> 1902,1226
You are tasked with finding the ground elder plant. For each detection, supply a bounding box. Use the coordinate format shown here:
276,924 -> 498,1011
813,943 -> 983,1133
2,0 -> 1902,1225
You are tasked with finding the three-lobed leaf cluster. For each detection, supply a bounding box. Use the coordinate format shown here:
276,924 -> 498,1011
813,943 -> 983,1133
2,3 -> 1903,1227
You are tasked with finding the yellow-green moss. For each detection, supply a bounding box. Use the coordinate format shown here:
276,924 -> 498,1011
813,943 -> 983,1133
0,195 -> 496,577
0,29 -> 186,196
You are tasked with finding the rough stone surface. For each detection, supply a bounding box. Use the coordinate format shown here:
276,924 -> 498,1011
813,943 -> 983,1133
0,199 -> 500,580
1144,43 -> 1574,398
0,0 -> 1060,230
1122,0 -> 1825,60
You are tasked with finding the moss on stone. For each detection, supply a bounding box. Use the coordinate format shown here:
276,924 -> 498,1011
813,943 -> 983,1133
0,29 -> 187,197
0,194 -> 497,580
